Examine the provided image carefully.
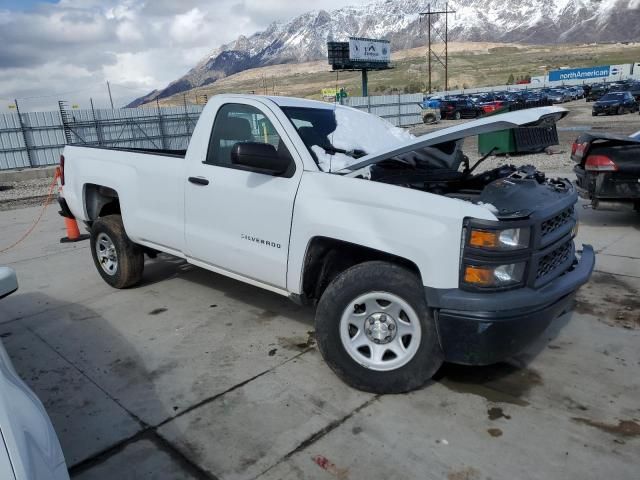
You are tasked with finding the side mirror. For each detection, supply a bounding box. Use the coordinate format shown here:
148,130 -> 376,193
231,142 -> 290,176
0,267 -> 18,300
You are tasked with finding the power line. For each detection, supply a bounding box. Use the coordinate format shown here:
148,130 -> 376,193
420,2 -> 456,92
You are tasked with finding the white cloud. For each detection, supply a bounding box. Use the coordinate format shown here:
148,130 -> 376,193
0,0 -> 373,111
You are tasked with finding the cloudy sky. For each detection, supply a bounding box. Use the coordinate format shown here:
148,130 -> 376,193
0,0 -> 370,111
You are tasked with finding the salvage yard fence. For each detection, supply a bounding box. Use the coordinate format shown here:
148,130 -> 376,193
0,95 -> 422,171
0,103 -> 204,171
343,93 -> 423,126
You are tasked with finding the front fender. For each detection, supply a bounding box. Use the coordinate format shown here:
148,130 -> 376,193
286,173 -> 496,293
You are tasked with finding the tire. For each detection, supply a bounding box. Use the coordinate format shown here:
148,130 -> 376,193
422,114 -> 435,124
454,111 -> 462,120
90,214 -> 144,289
592,112 -> 597,116
617,106 -> 624,115
315,261 -> 443,394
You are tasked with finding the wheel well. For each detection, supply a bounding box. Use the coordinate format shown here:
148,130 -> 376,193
85,184 -> 120,221
301,237 -> 421,304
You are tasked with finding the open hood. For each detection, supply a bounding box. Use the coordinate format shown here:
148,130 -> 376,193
342,106 -> 568,176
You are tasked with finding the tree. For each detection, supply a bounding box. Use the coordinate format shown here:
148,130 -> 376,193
507,73 -> 515,85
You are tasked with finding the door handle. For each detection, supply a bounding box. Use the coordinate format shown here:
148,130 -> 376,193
188,176 -> 209,186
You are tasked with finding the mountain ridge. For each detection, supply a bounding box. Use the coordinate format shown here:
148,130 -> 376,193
128,0 -> 640,107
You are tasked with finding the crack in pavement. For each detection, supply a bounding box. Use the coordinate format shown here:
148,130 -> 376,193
29,329 -> 315,477
252,395 -> 380,480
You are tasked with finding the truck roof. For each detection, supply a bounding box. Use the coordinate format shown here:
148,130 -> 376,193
215,94 -> 337,110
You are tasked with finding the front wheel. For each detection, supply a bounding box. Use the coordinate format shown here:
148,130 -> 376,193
454,111 -> 462,120
315,261 -> 443,394
90,215 -> 144,289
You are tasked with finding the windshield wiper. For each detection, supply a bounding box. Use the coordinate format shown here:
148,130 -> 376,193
320,145 -> 367,159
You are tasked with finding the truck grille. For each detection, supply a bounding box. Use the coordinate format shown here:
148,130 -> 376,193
537,241 -> 572,280
541,206 -> 575,238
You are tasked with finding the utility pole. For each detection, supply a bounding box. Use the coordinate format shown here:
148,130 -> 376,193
419,2 -> 456,92
106,81 -> 114,109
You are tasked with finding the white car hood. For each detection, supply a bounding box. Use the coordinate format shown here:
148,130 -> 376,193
342,106 -> 568,176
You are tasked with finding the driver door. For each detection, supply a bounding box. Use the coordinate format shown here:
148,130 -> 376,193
184,101 -> 302,289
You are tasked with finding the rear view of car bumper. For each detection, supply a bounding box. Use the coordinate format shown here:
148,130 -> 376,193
574,166 -> 640,202
427,245 -> 595,365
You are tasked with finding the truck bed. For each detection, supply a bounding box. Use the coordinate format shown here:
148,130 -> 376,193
71,145 -> 187,158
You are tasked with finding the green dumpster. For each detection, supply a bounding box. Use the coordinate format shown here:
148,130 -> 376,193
479,125 -> 559,155
478,130 -> 516,155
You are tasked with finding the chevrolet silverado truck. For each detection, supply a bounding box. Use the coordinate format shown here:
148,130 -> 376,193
58,95 -> 595,393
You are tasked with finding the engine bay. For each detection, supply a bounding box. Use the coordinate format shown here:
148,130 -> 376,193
366,142 -> 574,219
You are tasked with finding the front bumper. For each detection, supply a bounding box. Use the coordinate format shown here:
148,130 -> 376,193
426,245 -> 595,365
592,105 -> 618,115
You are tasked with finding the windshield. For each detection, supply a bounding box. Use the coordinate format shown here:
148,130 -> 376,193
281,105 -> 414,172
600,93 -> 625,101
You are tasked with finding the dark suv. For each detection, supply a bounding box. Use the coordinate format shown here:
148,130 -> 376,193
592,91 -> 638,116
586,84 -> 609,102
440,99 -> 483,120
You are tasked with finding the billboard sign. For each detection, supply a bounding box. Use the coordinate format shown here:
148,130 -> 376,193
548,66 -> 610,82
348,37 -> 391,63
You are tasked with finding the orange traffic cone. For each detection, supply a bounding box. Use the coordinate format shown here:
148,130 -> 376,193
60,216 -> 89,243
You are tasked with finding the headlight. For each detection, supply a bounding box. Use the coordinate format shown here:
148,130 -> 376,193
468,227 -> 530,251
462,262 -> 526,288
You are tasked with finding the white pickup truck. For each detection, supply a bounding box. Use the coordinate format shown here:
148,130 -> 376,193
58,95 -> 595,393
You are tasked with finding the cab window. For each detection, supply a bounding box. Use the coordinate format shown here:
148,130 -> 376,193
206,103 -> 293,173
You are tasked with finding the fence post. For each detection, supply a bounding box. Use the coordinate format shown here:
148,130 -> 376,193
90,98 -> 103,146
398,94 -> 402,127
14,100 -> 33,167
183,94 -> 191,136
156,98 -> 167,150
367,94 -> 371,114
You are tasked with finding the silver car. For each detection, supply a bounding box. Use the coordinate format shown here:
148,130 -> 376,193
0,267 -> 69,480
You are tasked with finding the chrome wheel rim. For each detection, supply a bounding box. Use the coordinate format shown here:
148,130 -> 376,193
340,291 -> 422,372
96,233 -> 118,276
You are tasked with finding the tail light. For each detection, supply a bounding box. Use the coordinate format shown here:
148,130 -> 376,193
585,154 -> 618,172
59,154 -> 65,185
571,142 -> 588,159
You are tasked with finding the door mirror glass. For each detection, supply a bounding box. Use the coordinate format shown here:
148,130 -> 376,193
0,267 -> 18,300
231,142 -> 290,175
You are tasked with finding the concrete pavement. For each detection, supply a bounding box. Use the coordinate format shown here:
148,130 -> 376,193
0,200 -> 638,480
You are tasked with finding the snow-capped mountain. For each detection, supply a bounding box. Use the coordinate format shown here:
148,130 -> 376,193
129,0 -> 640,106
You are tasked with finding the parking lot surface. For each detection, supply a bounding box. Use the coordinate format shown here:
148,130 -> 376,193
1,103 -> 639,479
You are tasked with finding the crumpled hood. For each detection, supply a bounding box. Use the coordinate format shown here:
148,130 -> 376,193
342,106 -> 569,176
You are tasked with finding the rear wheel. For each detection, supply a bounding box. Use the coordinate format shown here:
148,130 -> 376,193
315,261 -> 443,393
90,215 -> 144,288
454,111 -> 462,120
617,106 -> 624,115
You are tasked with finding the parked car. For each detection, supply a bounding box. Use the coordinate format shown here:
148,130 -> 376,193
58,97 -> 594,393
0,267 -> 70,480
523,92 -> 547,107
547,89 -> 572,104
586,83 -> 609,102
440,99 -> 484,119
592,91 -> 638,116
568,86 -> 584,100
572,130 -> 640,211
421,95 -> 442,110
610,81 -> 640,101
